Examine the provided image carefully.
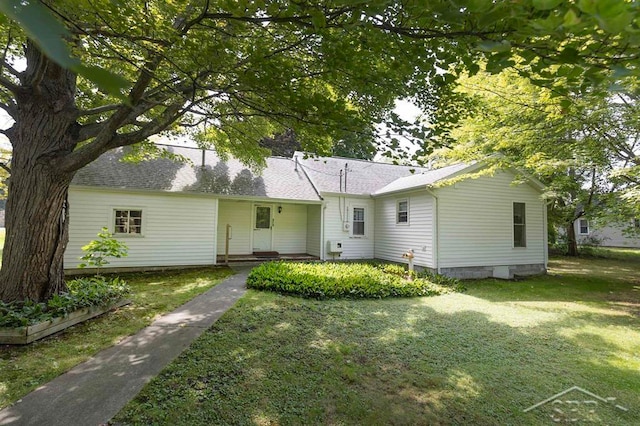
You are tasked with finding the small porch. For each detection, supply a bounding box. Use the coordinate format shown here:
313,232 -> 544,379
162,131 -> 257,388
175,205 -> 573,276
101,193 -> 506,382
216,252 -> 320,264
216,199 -> 323,262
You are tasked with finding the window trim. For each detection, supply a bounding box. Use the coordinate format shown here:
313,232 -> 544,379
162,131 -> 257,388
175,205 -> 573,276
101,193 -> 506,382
112,208 -> 144,237
578,218 -> 590,235
396,199 -> 409,225
351,205 -> 366,238
513,202 -> 526,248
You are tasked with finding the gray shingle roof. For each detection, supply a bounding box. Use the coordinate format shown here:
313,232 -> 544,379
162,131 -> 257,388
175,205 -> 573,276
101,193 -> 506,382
296,152 -> 430,195
373,162 -> 472,195
72,145 -> 321,201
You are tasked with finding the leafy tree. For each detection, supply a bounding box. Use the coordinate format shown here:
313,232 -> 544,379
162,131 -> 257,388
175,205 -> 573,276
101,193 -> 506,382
429,69 -> 640,255
1,1 -> 640,302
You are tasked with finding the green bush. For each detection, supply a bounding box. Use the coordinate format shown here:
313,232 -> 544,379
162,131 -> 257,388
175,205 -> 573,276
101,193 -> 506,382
246,262 -> 464,299
0,277 -> 130,328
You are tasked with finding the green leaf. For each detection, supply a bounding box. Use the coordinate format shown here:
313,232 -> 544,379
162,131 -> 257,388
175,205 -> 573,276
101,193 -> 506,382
557,47 -> 580,63
563,9 -> 581,27
577,0 -> 597,15
0,0 -> 130,100
466,0 -> 494,13
595,0 -> 633,33
75,65 -> 129,101
532,0 -> 563,11
310,10 -> 326,29
0,0 -> 77,69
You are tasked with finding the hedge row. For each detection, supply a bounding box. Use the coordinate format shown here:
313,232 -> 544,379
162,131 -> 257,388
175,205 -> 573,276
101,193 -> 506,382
246,261 -> 464,299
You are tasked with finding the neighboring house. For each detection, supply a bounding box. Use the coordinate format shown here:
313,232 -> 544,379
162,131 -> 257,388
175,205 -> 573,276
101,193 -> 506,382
574,218 -> 640,248
64,145 -> 548,279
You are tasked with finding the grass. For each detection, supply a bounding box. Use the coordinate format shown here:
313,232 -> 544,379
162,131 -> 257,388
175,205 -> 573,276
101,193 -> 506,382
115,250 -> 640,425
0,266 -> 233,410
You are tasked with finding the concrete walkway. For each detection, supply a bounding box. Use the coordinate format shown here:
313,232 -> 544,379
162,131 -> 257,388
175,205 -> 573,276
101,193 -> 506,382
0,267 -> 250,426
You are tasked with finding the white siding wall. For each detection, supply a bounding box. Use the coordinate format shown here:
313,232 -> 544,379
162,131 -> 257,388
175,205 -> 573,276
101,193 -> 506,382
217,200 -> 253,255
306,205 -> 322,257
374,191 -> 435,268
575,221 -> 640,248
65,188 -> 217,268
437,172 -> 546,268
322,195 -> 375,259
273,203 -> 308,253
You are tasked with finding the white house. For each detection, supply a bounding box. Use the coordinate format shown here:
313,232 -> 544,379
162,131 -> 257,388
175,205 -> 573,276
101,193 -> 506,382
64,145 -> 548,279
574,218 -> 640,248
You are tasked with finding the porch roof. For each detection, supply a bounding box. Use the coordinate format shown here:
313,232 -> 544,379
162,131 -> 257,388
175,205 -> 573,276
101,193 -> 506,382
72,145 -> 322,201
372,162 -> 471,195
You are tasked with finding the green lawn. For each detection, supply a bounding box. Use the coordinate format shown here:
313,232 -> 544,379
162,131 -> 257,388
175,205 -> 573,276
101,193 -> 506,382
115,252 -> 640,425
0,267 -> 233,410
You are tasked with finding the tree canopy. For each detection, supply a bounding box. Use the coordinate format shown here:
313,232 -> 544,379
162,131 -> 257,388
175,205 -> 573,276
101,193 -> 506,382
428,68 -> 640,254
1,0 -> 640,302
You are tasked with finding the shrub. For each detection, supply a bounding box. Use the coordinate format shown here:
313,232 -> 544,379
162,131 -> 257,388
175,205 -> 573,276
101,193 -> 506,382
246,262 -> 464,299
0,277 -> 130,328
78,227 -> 128,273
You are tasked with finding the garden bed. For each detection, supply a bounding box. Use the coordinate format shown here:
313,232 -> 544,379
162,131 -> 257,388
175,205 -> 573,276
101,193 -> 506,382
0,298 -> 131,345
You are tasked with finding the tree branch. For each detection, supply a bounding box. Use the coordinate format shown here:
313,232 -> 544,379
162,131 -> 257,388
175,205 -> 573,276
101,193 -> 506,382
77,104 -> 121,117
59,102 -> 186,172
0,101 -> 17,119
0,75 -> 19,94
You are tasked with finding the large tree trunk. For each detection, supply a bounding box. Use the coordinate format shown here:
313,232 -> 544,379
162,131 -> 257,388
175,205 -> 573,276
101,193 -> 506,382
566,221 -> 579,256
0,42 -> 78,303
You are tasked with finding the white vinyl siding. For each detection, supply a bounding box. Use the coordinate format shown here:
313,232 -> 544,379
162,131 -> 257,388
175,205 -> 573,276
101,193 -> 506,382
273,203 -> 307,254
437,171 -> 545,268
575,220 -> 640,248
322,195 -> 374,259
374,192 -> 435,268
306,204 -> 322,257
65,188 -> 217,268
217,200 -> 253,255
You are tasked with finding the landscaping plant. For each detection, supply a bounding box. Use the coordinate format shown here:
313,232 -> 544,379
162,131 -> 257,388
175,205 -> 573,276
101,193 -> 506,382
246,261 -> 464,299
0,229 -> 131,328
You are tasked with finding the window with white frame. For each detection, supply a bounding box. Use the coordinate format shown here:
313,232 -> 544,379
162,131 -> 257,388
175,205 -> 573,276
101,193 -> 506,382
397,200 -> 408,224
352,207 -> 365,236
513,202 -> 526,247
114,209 -> 142,235
578,218 -> 589,235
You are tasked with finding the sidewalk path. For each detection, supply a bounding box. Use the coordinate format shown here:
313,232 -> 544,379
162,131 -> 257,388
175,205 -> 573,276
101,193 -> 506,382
0,267 -> 250,426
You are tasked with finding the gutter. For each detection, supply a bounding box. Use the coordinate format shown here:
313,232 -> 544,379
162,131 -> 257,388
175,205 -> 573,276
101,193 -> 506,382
425,187 -> 440,273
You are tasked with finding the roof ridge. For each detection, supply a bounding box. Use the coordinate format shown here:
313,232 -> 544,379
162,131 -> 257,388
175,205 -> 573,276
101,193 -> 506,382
295,151 -> 428,169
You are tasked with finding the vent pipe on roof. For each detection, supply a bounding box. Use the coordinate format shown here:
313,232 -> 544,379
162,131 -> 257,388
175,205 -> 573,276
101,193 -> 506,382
339,169 -> 343,192
344,163 -> 348,193
294,155 -> 299,171
201,149 -> 205,168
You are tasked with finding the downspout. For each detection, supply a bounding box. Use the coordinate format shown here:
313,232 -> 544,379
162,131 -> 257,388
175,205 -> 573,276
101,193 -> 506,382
321,202 -> 327,261
543,201 -> 549,271
425,187 -> 439,273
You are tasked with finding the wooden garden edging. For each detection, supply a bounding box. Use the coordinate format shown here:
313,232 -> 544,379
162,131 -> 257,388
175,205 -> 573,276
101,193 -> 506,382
0,299 -> 131,345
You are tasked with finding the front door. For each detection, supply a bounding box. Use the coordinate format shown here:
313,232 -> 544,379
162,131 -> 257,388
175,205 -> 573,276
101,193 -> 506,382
253,205 -> 272,251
